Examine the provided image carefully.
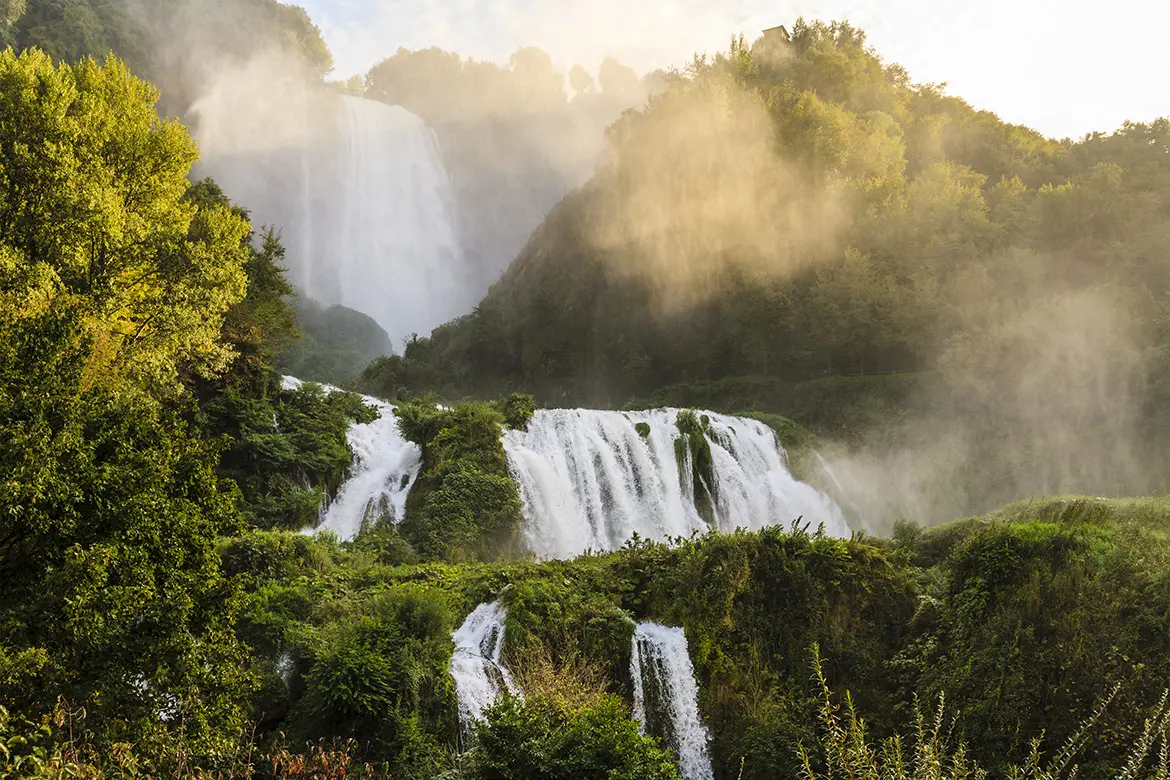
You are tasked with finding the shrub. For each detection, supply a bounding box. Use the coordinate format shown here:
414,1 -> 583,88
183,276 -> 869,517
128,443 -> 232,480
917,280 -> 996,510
291,586 -> 457,773
493,393 -> 538,431
396,400 -> 525,561
467,694 -> 681,780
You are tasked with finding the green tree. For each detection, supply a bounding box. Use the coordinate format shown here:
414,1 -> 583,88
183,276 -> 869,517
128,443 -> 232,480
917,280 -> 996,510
0,300 -> 251,757
0,48 -> 250,396
0,0 -> 25,43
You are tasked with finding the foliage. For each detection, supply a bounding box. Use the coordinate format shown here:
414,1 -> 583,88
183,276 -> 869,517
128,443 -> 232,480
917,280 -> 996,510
395,400 -> 524,561
278,298 -> 391,387
466,694 -> 681,780
800,646 -> 1170,780
0,48 -> 250,396
491,392 -> 537,431
204,381 -> 378,530
0,49 -> 262,760
0,303 -> 252,757
675,409 -> 716,523
291,586 -> 457,774
13,0 -> 333,111
357,25 -> 1170,523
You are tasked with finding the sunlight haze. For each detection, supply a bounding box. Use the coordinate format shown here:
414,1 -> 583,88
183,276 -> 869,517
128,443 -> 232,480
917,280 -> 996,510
299,0 -> 1169,140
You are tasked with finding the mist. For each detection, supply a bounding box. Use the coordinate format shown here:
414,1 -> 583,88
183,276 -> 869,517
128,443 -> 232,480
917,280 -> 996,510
54,0 -> 1170,532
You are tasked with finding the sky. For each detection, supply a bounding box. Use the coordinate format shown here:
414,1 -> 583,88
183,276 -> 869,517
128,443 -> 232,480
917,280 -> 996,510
296,0 -> 1170,140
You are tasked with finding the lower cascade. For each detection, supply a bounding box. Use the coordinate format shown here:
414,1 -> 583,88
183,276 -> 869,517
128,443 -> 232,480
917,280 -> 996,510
503,409 -> 847,559
631,623 -> 714,780
450,602 -> 517,740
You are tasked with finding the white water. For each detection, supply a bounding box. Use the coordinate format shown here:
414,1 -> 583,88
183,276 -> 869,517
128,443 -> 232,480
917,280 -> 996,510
317,393 -> 422,539
631,623 -> 714,780
194,79 -> 470,347
503,409 -> 848,559
281,376 -> 422,539
315,96 -> 468,343
450,602 -> 518,741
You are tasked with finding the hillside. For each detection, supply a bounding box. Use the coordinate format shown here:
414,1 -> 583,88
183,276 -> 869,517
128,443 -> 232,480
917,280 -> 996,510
5,8 -> 1170,780
359,22 -> 1170,525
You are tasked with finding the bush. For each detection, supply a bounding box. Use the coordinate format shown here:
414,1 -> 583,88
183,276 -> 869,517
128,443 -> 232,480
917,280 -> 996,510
291,586 -> 457,773
467,694 -> 681,780
396,400 -> 525,561
675,409 -> 715,524
493,393 -> 537,431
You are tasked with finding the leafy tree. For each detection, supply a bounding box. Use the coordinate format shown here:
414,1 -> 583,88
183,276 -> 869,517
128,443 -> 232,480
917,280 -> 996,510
569,63 -> 594,96
0,48 -> 250,396
0,299 -> 251,757
0,0 -> 26,43
598,56 -> 639,97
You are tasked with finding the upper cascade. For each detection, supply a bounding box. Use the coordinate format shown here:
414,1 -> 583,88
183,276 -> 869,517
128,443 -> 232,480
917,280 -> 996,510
195,84 -> 471,346
502,409 -> 848,559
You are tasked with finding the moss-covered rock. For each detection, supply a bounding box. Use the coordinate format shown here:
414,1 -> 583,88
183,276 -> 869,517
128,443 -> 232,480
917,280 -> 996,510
675,409 -> 716,525
395,399 -> 525,561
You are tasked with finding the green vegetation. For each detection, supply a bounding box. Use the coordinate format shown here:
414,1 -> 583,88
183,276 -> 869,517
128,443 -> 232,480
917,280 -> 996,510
16,497 -> 1160,778
469,694 -> 681,780
7,3 -> 1170,778
675,410 -> 716,523
277,298 -> 392,387
0,46 -> 375,772
799,646 -> 1170,780
361,23 -> 1170,521
9,0 -> 331,112
394,399 -> 526,561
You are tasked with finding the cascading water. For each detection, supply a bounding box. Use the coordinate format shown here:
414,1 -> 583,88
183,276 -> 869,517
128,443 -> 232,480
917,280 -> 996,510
631,623 -> 714,780
502,409 -> 848,559
281,376 -> 422,539
317,97 -> 469,342
194,75 -> 470,347
450,602 -> 518,741
317,393 -> 422,539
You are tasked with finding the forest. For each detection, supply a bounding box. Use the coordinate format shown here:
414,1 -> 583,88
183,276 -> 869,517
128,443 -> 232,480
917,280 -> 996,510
4,1 -> 1170,779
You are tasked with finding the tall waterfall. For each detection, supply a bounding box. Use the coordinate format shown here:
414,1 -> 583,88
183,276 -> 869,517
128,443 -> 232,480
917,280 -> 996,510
450,602 -> 518,741
311,97 -> 468,343
631,623 -> 714,780
503,409 -> 848,559
193,73 -> 470,347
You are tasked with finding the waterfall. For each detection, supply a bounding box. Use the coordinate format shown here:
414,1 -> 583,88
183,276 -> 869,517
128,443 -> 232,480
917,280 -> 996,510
194,76 -> 470,348
281,376 -> 422,539
502,409 -> 848,559
318,392 -> 422,539
316,96 -> 469,343
631,623 -> 714,780
450,602 -> 518,741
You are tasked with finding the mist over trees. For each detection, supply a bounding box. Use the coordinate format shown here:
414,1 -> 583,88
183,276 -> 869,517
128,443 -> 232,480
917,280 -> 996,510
7,5 -> 1170,779
362,22 -> 1170,524
361,44 -> 666,293
8,0 -> 330,113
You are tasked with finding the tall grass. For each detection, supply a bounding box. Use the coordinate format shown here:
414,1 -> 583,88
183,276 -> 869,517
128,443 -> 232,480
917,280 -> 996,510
799,646 -> 1170,780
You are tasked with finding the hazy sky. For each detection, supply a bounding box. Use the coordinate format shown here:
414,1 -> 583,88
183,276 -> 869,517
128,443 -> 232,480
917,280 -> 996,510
297,0 -> 1169,140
